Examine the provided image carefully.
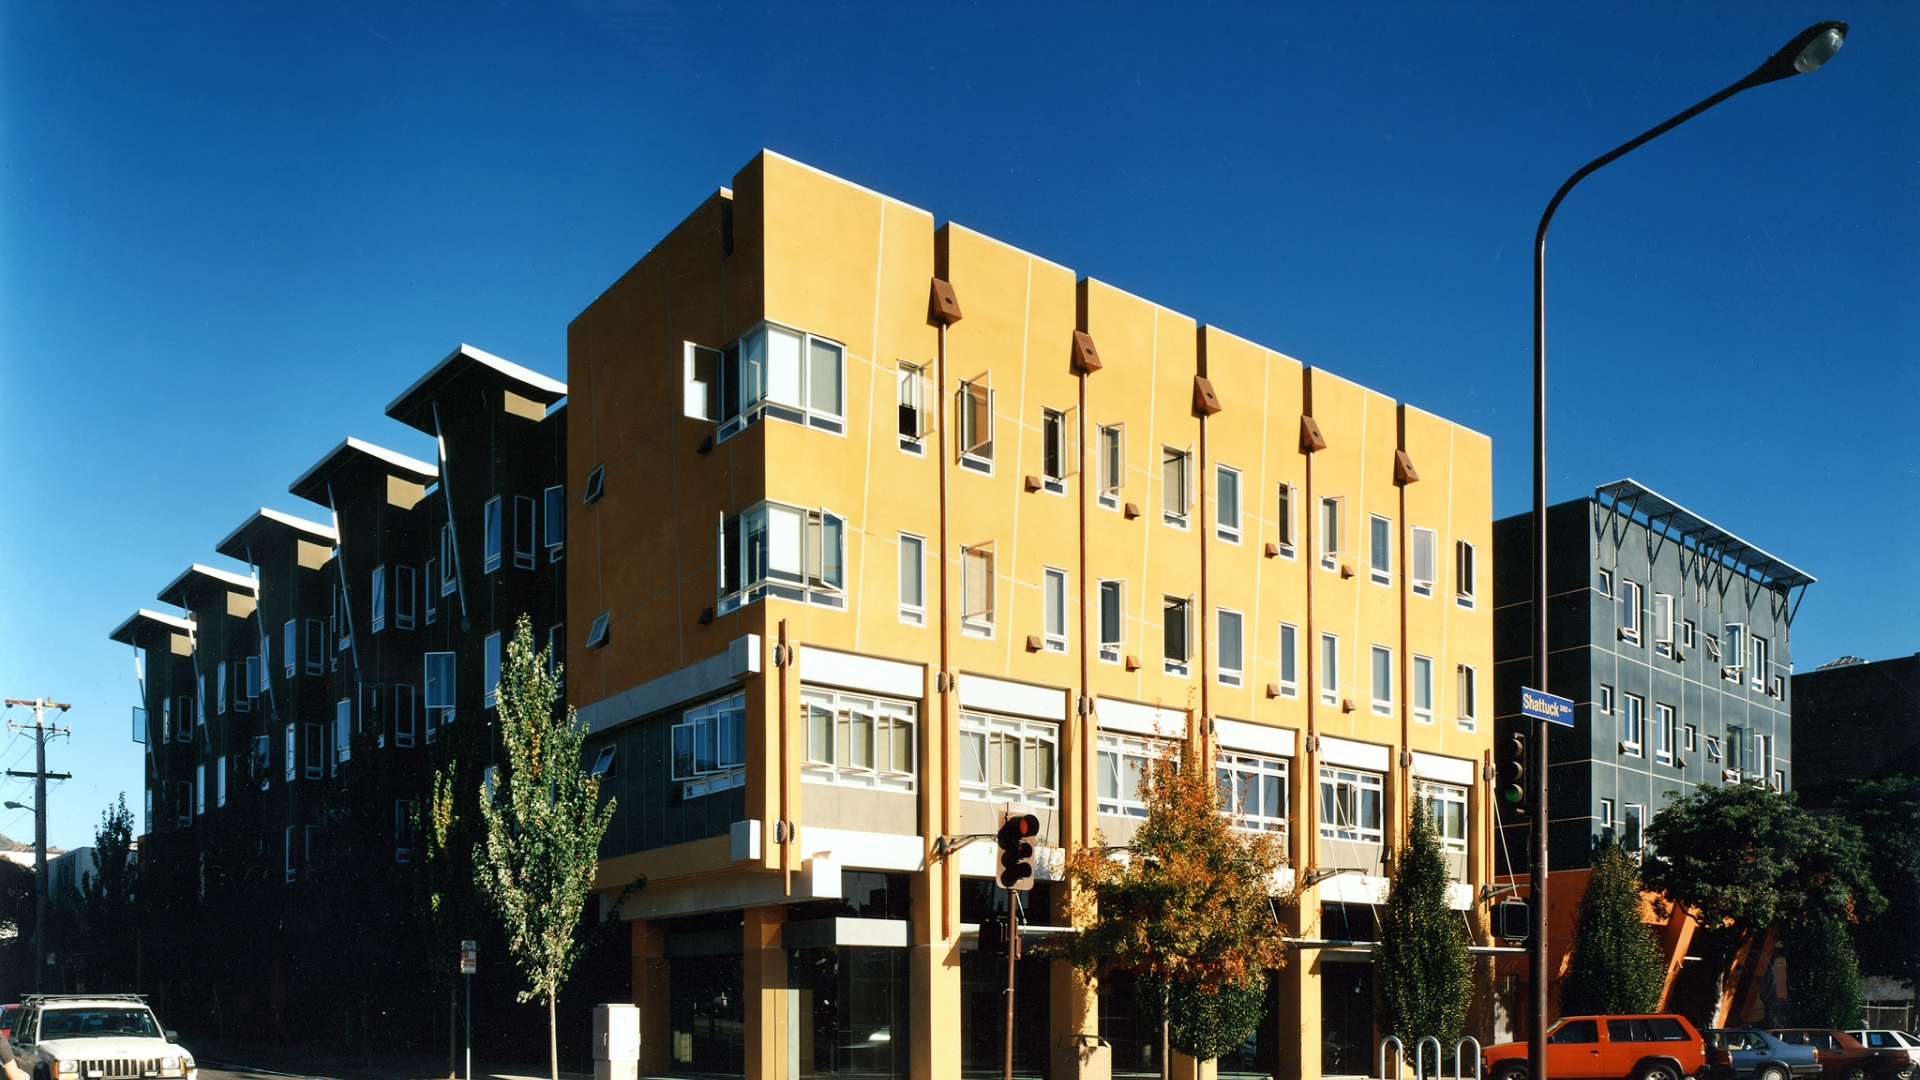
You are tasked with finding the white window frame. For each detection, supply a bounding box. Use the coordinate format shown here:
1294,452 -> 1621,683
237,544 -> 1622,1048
1597,568 -> 1613,597
1320,633 -> 1340,706
672,692 -> 748,798
1163,595 -> 1193,676
1275,483 -> 1297,558
1317,766 -> 1384,844
195,764 -> 206,817
1619,580 -> 1643,644
1319,496 -> 1344,571
395,565 -> 416,630
1653,592 -> 1674,655
1655,703 -> 1676,764
1097,424 -> 1125,509
1681,619 -> 1696,649
716,321 -> 848,441
1623,804 -> 1645,851
1277,622 -> 1299,698
370,566 -> 387,634
423,651 -> 455,739
1600,798 -> 1616,833
513,494 -> 537,570
1750,635 -> 1769,691
1097,733 -> 1164,818
1455,539 -> 1477,608
1412,654 -> 1434,725
1215,464 -> 1242,543
394,683 -> 417,748
1098,579 -> 1124,664
717,500 -> 849,615
1217,751 -> 1289,833
1043,567 -> 1069,654
684,341 -> 721,421
1369,514 -> 1392,586
483,496 -> 503,574
1683,723 -> 1697,753
896,361 -> 930,454
1410,527 -> 1437,597
1370,645 -> 1393,715
957,373 -> 994,472
959,711 -> 1058,808
215,663 -> 228,715
1161,446 -> 1192,528
1722,623 -> 1746,681
1622,693 -> 1645,757
544,484 -> 565,560
1216,607 -> 1244,687
898,533 -> 926,627
1599,683 -> 1615,714
1457,663 -> 1478,730
1418,780 -> 1469,854
961,544 -> 995,638
1041,408 -> 1071,494
334,699 -> 351,771
801,688 -> 917,793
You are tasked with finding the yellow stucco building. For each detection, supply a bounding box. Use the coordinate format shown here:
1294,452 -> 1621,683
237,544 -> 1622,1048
566,151 -> 1496,1080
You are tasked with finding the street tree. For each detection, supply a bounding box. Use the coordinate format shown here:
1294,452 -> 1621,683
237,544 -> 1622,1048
418,765 -> 485,1076
1832,777 -> 1920,989
1786,914 -> 1864,1028
1048,734 -> 1289,1077
475,616 -> 620,1080
60,794 -> 141,992
1374,800 -> 1472,1048
1561,838 -> 1665,1016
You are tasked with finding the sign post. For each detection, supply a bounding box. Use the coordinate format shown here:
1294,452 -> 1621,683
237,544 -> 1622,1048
460,940 -> 478,1080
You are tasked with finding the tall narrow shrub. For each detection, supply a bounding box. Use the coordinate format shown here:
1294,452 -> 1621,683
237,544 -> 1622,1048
1787,915 -> 1864,1029
1374,802 -> 1472,1046
1562,839 -> 1667,1015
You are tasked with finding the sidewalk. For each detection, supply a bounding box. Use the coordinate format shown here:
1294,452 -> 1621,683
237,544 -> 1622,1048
188,1036 -> 592,1080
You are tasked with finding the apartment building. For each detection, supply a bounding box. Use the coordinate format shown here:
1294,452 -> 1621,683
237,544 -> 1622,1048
1490,481 -> 1812,1033
107,344 -> 567,1041
565,151 -> 1496,1080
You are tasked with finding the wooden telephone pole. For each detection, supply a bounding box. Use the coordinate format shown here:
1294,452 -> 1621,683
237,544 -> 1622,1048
6,697 -> 73,992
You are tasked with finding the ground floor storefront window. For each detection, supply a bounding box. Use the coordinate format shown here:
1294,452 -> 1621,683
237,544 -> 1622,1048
669,952 -> 745,1076
1099,969 -> 1163,1079
789,946 -> 911,1079
1215,974 -> 1282,1079
1321,958 -> 1375,1076
961,949 -> 1051,1078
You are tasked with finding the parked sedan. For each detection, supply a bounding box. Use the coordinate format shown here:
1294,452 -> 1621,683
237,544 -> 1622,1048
1772,1029 -> 1908,1080
1707,1029 -> 1823,1080
1848,1032 -> 1920,1080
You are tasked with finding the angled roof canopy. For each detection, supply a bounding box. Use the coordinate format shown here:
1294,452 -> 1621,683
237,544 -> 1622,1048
215,507 -> 337,562
386,343 -> 567,436
289,437 -> 438,507
157,563 -> 258,609
1595,479 -> 1815,593
108,608 -> 197,646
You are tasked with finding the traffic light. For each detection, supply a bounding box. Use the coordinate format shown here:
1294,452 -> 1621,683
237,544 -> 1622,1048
997,813 -> 1039,891
1500,729 -> 1527,812
1497,898 -> 1530,943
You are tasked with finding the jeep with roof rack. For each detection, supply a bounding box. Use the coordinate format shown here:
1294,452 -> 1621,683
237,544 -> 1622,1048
7,996 -> 194,1080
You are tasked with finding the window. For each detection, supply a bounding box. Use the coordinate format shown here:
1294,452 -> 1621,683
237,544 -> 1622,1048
1412,655 -> 1434,724
591,745 -> 616,778
332,582 -> 349,657
544,485 -> 565,560
1681,619 -> 1696,649
1097,733 -> 1159,817
1097,424 -> 1125,508
1599,684 -> 1615,714
585,611 -> 611,650
1723,623 -> 1746,681
1618,580 -> 1643,644
960,712 -> 1057,807
672,693 -> 748,797
1217,752 -> 1288,832
1369,515 -> 1392,585
961,544 -> 995,636
285,722 -> 296,781
243,656 -> 260,709
1597,569 -> 1613,597
1652,593 -> 1674,654
717,501 -> 848,614
1319,497 -> 1343,570
482,496 -> 503,573
1419,781 -> 1468,854
1371,645 -> 1393,715
1550,1020 -> 1600,1045
424,561 -> 438,623
1216,465 -> 1241,542
1318,767 -> 1384,844
334,699 -> 351,771
1098,580 -> 1124,663
1622,694 -> 1645,756
1683,723 -> 1697,753
801,688 -> 916,792
1275,483 -> 1296,557
897,362 -> 929,452
958,374 -> 993,470
1162,447 -> 1191,526
1773,769 -> 1785,792
1623,804 -> 1644,851
176,781 -> 191,828
1457,664 -> 1478,730
394,684 -> 417,748
1320,634 -> 1340,706
283,826 -> 297,881
195,764 -> 205,816
716,323 -> 847,439
1043,568 -> 1069,653
1600,798 -> 1616,834
304,723 -> 324,780
1410,527 -> 1437,597
1163,596 -> 1192,676
423,652 -> 455,738
547,625 -> 564,688
483,632 -> 502,709
1750,636 -> 1769,690
253,735 -> 269,791
1656,703 -> 1676,764
1455,540 -> 1477,607
513,495 -> 537,570
396,800 -> 418,863
1041,408 -> 1069,493
684,341 -> 721,421
440,524 -> 458,595
1706,734 -> 1723,763
284,620 -> 297,677
1278,623 -> 1299,697
583,464 -> 605,505
176,695 -> 193,741
1217,608 -> 1243,687
370,566 -> 387,633
898,534 -> 926,626
395,565 -> 416,630
216,662 -> 228,715
1753,733 -> 1771,781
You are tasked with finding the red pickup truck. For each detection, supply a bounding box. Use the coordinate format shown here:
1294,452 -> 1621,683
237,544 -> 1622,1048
1485,1015 -> 1708,1080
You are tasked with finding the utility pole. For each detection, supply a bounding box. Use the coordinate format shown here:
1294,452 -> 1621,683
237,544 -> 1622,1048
6,697 -> 73,993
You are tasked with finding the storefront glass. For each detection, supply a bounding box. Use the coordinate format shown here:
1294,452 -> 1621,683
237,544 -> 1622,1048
668,952 -> 745,1077
789,946 -> 911,1079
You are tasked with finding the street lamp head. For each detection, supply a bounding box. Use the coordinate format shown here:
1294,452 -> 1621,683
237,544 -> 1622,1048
3,802 -> 24,811
1749,21 -> 1848,86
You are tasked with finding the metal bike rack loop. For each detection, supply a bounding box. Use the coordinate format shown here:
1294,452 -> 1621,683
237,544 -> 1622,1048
1454,1036 -> 1484,1080
1379,1035 -> 1406,1080
1417,1035 -> 1444,1080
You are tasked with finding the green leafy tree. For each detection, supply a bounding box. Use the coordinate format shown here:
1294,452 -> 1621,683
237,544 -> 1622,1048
1049,736 -> 1289,1076
1562,839 -> 1665,1016
63,794 -> 141,992
1832,777 -> 1920,989
1374,802 -> 1472,1047
476,617 -> 620,1080
418,765 -> 484,1076
1786,914 -> 1864,1028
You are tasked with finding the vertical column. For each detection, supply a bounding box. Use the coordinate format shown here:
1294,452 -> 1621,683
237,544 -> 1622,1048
632,921 -> 670,1078
1050,881 -> 1108,1080
1277,887 -> 1321,1080
743,905 -> 788,1080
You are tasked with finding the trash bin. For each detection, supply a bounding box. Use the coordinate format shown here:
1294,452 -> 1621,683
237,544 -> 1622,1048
593,1003 -> 639,1080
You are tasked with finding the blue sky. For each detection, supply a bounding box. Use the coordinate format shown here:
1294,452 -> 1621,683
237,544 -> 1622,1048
2,2 -> 1913,848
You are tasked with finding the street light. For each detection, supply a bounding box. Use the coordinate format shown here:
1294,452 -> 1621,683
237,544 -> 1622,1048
1527,21 -> 1845,1080
2,802 -> 24,811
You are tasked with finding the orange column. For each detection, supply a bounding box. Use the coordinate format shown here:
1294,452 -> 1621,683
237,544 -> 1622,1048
632,920 -> 670,1077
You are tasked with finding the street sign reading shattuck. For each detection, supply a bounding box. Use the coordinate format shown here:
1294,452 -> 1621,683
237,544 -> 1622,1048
1520,686 -> 1575,728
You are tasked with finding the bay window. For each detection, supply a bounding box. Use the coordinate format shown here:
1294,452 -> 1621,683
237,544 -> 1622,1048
672,692 -> 747,799
717,500 -> 847,614
715,322 -> 847,440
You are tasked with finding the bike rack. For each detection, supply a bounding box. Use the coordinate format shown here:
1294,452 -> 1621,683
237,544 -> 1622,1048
1417,1035 -> 1444,1080
1455,1037 -> 1484,1080
1380,1035 -> 1407,1080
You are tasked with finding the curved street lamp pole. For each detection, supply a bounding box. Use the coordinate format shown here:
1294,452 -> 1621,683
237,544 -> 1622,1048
1527,21 -> 1846,1080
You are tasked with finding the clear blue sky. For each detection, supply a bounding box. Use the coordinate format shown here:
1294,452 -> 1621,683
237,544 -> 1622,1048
2,2 -> 1914,849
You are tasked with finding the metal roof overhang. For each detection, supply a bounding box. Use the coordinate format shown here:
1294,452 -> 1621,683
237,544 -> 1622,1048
156,563 -> 258,608
288,436 -> 439,506
108,608 -> 197,646
1595,479 -> 1815,593
215,507 -> 337,562
385,343 -> 567,435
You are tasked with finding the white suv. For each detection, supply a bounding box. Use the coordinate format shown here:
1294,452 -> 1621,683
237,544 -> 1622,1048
7,996 -> 194,1080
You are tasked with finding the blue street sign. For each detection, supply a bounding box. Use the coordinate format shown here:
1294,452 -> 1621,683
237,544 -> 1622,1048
1520,686 -> 1575,728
